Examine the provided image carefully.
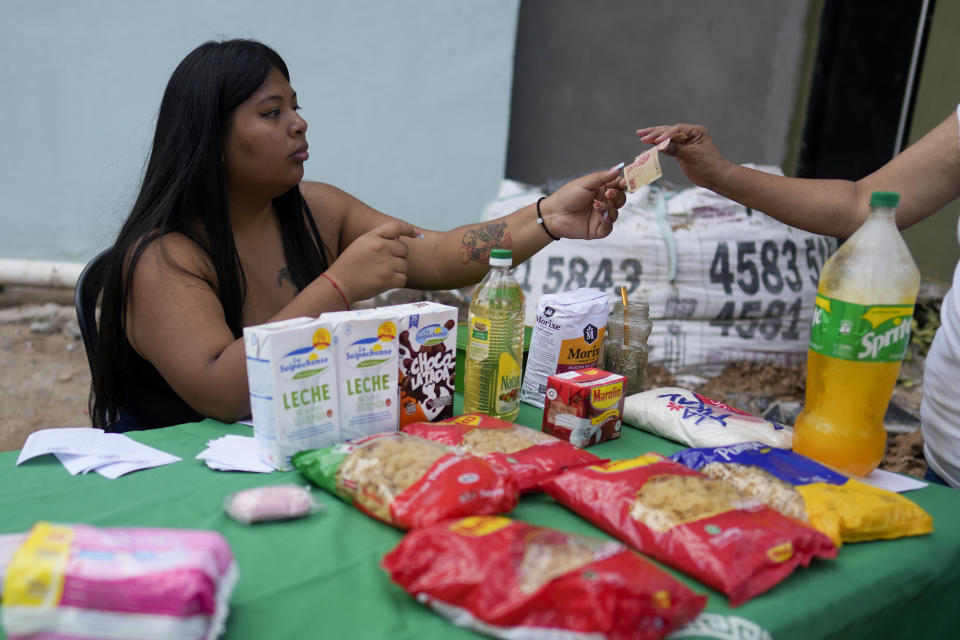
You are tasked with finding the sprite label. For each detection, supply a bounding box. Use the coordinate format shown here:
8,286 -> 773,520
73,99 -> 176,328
809,295 -> 914,362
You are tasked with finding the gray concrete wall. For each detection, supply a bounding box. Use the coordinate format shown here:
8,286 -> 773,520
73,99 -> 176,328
0,0 -> 520,263
506,0 -> 813,187
901,1 -> 960,286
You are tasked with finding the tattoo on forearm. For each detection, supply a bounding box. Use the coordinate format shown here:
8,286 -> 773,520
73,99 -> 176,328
458,222 -> 513,264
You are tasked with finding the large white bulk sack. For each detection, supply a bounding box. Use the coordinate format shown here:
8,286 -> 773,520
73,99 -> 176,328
481,174 -> 838,373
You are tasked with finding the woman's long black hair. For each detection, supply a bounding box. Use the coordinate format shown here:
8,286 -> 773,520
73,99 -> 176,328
91,39 -> 328,428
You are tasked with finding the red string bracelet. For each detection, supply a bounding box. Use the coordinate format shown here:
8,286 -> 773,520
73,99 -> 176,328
320,273 -> 350,310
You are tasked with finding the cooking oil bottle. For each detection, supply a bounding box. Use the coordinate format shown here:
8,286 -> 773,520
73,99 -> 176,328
794,191 -> 920,476
464,249 -> 525,420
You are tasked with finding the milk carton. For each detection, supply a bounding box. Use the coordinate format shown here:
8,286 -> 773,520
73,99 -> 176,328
390,302 -> 459,425
243,317 -> 339,470
325,308 -> 401,439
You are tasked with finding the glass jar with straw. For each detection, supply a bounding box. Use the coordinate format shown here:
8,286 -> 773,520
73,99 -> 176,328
603,287 -> 652,396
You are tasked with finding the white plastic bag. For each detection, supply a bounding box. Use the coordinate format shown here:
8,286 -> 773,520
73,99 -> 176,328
622,386 -> 793,449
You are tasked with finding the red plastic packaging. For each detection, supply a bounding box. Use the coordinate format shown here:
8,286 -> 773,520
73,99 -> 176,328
383,516 -> 706,639
541,453 -> 837,606
402,413 -> 602,492
292,433 -> 519,529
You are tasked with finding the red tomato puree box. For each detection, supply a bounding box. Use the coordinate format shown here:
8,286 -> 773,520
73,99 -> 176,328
543,368 -> 626,447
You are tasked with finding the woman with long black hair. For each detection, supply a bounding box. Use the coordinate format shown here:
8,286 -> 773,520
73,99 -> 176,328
92,39 -> 626,431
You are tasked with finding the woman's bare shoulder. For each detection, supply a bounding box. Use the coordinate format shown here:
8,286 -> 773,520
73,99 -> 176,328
126,231 -> 216,285
298,181 -> 362,255
299,180 -> 355,214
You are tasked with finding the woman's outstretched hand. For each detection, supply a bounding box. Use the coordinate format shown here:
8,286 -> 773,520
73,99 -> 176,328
635,124 -> 731,189
540,167 -> 627,240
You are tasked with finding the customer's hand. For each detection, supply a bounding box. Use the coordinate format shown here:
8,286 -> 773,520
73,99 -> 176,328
539,167 -> 627,240
636,123 -> 733,189
325,220 -> 420,303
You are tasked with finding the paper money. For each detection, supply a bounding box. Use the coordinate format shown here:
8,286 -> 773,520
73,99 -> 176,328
623,138 -> 671,192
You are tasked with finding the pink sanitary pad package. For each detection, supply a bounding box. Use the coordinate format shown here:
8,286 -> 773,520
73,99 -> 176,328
0,522 -> 238,640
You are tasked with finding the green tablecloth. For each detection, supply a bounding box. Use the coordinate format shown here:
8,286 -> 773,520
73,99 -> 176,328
3,398 -> 960,639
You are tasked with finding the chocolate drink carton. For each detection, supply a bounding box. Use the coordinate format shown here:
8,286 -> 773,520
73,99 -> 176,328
388,302 -> 459,426
325,308 -> 401,439
243,317 -> 339,470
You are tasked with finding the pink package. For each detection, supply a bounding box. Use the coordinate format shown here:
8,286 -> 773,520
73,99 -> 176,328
1,522 -> 238,640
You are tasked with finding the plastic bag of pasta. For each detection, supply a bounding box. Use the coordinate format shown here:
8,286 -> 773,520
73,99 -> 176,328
671,442 -> 933,547
542,453 -> 836,606
291,432 -> 519,529
382,516 -> 706,640
402,413 -> 603,492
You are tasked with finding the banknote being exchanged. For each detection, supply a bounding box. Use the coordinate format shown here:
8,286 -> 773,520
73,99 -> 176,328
623,138 -> 672,192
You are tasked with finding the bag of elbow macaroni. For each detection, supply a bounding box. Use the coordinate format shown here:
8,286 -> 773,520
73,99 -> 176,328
383,516 -> 706,640
1,522 -> 237,640
542,453 -> 836,606
402,413 -> 603,492
623,387 -> 793,449
292,432 -> 519,529
671,442 -> 934,547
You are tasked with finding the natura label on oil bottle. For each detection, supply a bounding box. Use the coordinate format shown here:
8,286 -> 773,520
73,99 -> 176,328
494,351 -> 522,415
809,295 -> 914,362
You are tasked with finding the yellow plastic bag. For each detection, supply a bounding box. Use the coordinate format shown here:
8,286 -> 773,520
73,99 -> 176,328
672,442 -> 932,547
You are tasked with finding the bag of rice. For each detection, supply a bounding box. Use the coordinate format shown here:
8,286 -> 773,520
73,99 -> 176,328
623,387 -> 793,448
292,432 -> 519,529
382,516 -> 706,640
671,442 -> 933,547
520,288 -> 609,408
542,453 -> 836,606
402,413 -> 602,492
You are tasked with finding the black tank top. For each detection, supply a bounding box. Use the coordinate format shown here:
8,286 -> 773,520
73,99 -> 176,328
110,198 -> 328,431
117,354 -> 204,430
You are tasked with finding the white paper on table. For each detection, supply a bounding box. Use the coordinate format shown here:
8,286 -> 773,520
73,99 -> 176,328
15,428 -> 181,478
54,452 -> 118,476
89,436 -> 182,478
16,428 -> 106,465
196,435 -> 273,473
237,418 -> 254,427
860,468 -> 928,493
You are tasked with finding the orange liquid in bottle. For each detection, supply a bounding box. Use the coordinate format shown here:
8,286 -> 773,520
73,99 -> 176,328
793,351 -> 901,477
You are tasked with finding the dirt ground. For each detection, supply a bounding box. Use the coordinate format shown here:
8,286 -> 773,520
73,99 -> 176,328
0,285 -> 929,478
0,287 -> 92,451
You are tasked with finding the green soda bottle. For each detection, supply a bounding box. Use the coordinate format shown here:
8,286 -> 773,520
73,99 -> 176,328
794,190 -> 920,476
464,249 -> 526,420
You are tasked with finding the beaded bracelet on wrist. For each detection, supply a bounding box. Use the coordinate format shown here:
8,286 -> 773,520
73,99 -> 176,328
536,197 -> 560,241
